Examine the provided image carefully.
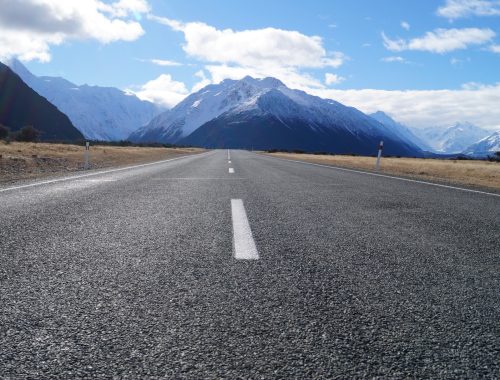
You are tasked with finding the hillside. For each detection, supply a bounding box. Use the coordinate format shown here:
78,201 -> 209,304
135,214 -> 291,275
0,62 -> 83,141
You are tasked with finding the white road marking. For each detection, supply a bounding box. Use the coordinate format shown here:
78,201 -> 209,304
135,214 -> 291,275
0,151 -> 212,193
152,177 -> 245,180
231,199 -> 259,260
228,160 -> 232,164
229,168 -> 235,173
227,149 -> 231,160
266,155 -> 500,198
74,179 -> 116,182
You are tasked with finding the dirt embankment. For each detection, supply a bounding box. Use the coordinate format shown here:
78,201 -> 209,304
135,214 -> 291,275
0,141 -> 205,185
266,152 -> 500,191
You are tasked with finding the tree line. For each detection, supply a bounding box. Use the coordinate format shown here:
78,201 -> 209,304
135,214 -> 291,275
0,124 -> 41,142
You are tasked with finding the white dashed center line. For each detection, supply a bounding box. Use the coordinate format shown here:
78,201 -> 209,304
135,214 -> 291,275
231,199 -> 259,260
229,168 -> 234,173
228,160 -> 231,164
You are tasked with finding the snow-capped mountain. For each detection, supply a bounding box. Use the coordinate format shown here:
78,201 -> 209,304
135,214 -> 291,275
412,122 -> 491,154
369,111 -> 432,151
7,59 -> 161,141
131,76 -> 423,156
463,131 -> 500,156
0,62 -> 83,141
130,77 -> 286,143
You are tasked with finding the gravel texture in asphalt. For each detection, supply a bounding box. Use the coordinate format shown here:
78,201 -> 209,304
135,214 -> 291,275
1,150 -> 499,378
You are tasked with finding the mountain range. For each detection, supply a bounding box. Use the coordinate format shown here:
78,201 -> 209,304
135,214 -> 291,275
130,76 -> 423,156
367,113 -> 499,156
0,62 -> 83,141
7,59 -> 161,141
2,60 -> 497,157
463,131 -> 500,156
412,122 -> 491,154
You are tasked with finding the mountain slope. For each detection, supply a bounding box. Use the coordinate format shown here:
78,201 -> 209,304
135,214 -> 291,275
129,77 -> 283,143
0,62 -> 83,141
412,123 -> 490,153
131,76 -> 423,156
8,59 -> 160,141
463,131 -> 500,156
369,111 -> 432,151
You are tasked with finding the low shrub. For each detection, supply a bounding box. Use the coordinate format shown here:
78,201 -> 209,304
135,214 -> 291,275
0,124 -> 9,140
15,126 -> 41,142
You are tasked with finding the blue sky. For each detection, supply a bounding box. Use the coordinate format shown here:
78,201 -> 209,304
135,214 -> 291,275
1,0 -> 500,129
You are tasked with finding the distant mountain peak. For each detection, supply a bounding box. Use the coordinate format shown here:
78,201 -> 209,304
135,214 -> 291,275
412,121 -> 490,154
463,130 -> 500,156
130,76 -> 423,157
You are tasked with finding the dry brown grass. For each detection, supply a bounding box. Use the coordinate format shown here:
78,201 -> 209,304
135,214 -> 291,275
0,141 -> 204,184
267,152 -> 500,191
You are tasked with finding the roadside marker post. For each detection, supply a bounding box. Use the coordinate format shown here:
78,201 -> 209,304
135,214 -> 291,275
375,140 -> 383,171
84,141 -> 90,170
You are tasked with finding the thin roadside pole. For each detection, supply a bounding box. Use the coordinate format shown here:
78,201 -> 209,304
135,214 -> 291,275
84,141 -> 90,170
375,140 -> 383,171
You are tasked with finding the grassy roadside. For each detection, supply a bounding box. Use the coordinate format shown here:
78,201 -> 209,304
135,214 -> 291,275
0,141 -> 205,185
265,152 -> 500,191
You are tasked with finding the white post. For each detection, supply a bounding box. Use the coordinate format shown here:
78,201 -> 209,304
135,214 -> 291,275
84,141 -> 90,170
375,140 -> 383,171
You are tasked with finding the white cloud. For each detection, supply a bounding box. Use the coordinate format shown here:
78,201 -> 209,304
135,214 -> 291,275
381,56 -> 406,62
461,81 -> 488,89
437,0 -> 500,19
0,0 -> 149,62
324,73 -> 345,85
148,15 -> 347,94
311,84 -> 500,130
382,28 -> 495,53
489,44 -> 500,52
191,70 -> 212,92
133,74 -> 189,108
401,21 -> 411,30
150,15 -> 345,69
149,59 -> 182,66
98,0 -> 150,18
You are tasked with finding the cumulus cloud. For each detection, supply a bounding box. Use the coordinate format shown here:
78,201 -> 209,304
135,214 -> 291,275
324,73 -> 345,85
148,15 -> 346,92
0,0 -> 149,62
382,28 -> 495,53
311,84 -> 500,130
133,74 -> 189,108
401,21 -> 411,30
437,0 -> 500,19
150,15 -> 344,69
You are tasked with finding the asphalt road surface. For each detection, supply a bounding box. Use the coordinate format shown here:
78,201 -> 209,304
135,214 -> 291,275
1,150 -> 499,379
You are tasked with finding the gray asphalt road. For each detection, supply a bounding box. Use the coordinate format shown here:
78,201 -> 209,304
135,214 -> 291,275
1,150 -> 499,379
